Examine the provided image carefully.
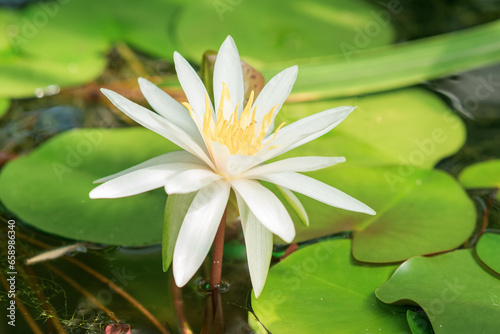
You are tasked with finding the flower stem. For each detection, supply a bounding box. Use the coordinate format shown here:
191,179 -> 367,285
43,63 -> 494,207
467,189 -> 498,247
210,208 -> 227,323
171,278 -> 192,334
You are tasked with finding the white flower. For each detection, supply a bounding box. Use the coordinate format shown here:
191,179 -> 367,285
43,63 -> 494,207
90,36 -> 375,297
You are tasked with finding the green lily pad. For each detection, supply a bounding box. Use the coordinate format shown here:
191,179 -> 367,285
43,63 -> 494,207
175,0 -> 394,66
13,1 -> 110,62
0,127 -> 175,246
274,88 -> 473,263
0,0 -> 179,98
283,166 -> 475,263
0,55 -> 107,98
250,239 -> 410,333
279,87 -> 466,169
105,0 -> 180,59
376,249 -> 500,334
0,4 -> 108,98
476,233 -> 500,275
459,160 -> 500,200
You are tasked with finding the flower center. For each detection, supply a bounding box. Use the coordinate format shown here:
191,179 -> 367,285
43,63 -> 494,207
184,83 -> 284,156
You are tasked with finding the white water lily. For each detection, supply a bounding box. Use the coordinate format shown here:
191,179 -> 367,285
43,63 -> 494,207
90,36 -> 375,297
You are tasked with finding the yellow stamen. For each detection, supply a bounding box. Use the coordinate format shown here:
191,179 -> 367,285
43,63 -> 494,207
203,93 -> 212,136
218,83 -> 230,118
242,90 -> 255,124
182,102 -> 195,120
184,83 -> 285,156
261,122 -> 286,151
270,122 -> 286,140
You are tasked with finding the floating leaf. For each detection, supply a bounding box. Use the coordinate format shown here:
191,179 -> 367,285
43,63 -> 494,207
273,88 -> 474,263
279,87 -> 466,169
175,0 -> 394,66
13,0 -> 109,61
376,249 -> 500,334
0,0 -> 179,98
459,160 -> 500,200
286,167 -> 475,262
476,233 -> 500,275
250,239 -> 410,333
105,0 -> 179,59
0,56 -> 107,99
0,4 -> 108,98
0,128 -> 175,246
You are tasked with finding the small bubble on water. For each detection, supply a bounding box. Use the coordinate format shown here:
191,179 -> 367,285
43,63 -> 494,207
45,84 -> 60,96
34,88 -> 44,98
196,278 -> 230,296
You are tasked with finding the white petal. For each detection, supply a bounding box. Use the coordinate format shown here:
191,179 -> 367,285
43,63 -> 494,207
173,51 -> 213,121
235,193 -> 273,298
102,88 -> 171,138
101,89 -> 215,169
242,156 -> 345,178
259,172 -> 376,215
90,162 -> 203,199
253,66 -> 298,130
165,169 -> 222,194
276,186 -> 309,227
162,192 -> 197,271
94,151 -> 205,183
90,168 -> 167,199
258,106 -> 354,162
173,181 -> 230,287
226,154 -> 263,176
230,179 -> 295,243
213,36 -> 244,117
211,142 -> 230,171
138,77 -> 203,144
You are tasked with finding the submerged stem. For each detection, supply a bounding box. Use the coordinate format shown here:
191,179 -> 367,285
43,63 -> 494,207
0,271 -> 44,334
468,189 -> 498,247
210,208 -> 227,330
171,278 -> 192,334
210,210 -> 226,290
